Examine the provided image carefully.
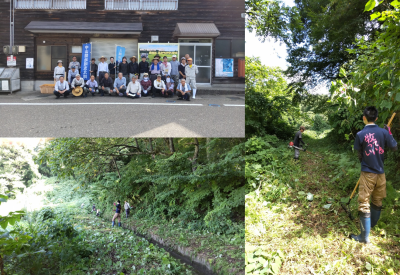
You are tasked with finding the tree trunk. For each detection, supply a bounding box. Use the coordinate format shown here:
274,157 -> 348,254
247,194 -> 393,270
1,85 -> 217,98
206,138 -> 211,161
192,138 -> 199,172
168,138 -> 175,153
112,157 -> 121,179
148,138 -> 155,159
0,255 -> 6,275
134,138 -> 139,150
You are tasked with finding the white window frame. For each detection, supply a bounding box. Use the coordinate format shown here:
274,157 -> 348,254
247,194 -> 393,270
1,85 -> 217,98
15,0 -> 86,9
104,0 -> 178,10
179,42 -> 212,85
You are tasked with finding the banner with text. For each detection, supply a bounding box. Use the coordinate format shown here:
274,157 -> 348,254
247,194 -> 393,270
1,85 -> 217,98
81,43 -> 92,80
116,46 -> 126,63
138,43 -> 179,63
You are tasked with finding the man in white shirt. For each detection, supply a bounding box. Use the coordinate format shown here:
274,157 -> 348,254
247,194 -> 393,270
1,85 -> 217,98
185,58 -> 199,99
176,78 -> 191,101
160,56 -> 172,77
126,75 -> 142,99
97,56 -> 109,86
53,76 -> 70,99
153,74 -> 166,97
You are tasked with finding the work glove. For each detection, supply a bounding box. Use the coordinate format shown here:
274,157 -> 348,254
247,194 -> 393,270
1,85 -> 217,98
384,124 -> 392,135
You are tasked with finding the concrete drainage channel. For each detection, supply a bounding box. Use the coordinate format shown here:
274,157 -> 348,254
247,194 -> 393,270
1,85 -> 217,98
100,216 -> 217,275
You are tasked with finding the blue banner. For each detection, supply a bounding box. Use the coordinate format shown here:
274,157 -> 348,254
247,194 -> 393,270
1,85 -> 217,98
81,43 -> 91,80
116,46 -> 126,63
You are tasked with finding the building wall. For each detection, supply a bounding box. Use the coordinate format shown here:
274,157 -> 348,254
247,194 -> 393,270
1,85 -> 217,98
0,0 -> 244,85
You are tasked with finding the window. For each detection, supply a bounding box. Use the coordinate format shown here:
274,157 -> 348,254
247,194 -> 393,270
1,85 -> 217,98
15,0 -> 86,9
215,39 -> 245,58
37,46 -> 67,71
105,0 -> 178,10
179,39 -> 212,43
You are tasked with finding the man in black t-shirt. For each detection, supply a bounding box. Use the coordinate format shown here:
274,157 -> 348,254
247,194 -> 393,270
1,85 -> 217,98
350,106 -> 397,244
111,200 -> 122,227
293,126 -> 308,160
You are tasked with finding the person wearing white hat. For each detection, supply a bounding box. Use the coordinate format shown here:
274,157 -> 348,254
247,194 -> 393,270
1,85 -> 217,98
185,58 -> 198,99
53,60 -> 65,82
97,56 -> 109,85
170,55 -> 180,94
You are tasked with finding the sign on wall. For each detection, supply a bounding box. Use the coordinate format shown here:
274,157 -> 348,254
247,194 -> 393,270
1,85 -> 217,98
81,43 -> 92,80
7,56 -> 16,67
138,43 -> 179,63
215,58 -> 234,77
26,58 -> 34,69
116,45 -> 126,63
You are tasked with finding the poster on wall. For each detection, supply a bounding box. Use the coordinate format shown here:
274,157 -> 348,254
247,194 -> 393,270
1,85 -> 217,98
116,45 -> 126,63
26,58 -> 34,69
7,56 -> 16,67
81,43 -> 92,80
215,58 -> 234,77
138,43 -> 179,63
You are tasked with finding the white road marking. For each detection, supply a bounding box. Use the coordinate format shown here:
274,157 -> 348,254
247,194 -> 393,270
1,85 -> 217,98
223,104 -> 245,107
0,102 -> 203,106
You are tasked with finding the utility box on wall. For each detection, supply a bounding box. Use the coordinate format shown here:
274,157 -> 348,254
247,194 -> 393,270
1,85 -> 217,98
0,67 -> 21,93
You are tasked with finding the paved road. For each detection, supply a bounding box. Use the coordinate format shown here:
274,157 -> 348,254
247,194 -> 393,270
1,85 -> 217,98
0,91 -> 244,137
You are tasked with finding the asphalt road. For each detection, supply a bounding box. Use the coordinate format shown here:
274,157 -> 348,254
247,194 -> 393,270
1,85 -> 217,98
0,91 -> 244,137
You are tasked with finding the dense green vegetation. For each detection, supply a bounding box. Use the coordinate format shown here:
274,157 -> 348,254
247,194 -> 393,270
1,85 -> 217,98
1,138 -> 245,275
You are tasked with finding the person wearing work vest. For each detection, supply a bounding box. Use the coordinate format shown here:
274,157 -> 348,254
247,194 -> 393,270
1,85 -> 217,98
124,201 -> 131,218
185,58 -> 198,99
112,200 -> 122,227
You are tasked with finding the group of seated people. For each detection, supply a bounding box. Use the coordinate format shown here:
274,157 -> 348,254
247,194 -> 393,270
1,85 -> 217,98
54,72 -> 192,101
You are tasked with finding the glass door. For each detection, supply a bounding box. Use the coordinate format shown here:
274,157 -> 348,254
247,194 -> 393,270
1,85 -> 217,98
179,43 -> 212,84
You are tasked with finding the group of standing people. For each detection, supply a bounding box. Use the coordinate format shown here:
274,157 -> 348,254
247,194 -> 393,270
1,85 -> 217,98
53,54 -> 198,101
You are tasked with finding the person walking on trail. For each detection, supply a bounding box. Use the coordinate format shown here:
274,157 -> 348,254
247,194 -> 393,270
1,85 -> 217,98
124,201 -> 131,218
350,106 -> 397,244
112,200 -> 122,228
293,126 -> 308,161
92,204 -> 96,213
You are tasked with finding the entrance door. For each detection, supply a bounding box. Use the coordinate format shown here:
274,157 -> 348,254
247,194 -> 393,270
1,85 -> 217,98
179,43 -> 212,84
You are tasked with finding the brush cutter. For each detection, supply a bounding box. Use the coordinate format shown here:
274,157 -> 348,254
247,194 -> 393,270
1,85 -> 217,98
288,142 -> 324,159
341,112 -> 397,220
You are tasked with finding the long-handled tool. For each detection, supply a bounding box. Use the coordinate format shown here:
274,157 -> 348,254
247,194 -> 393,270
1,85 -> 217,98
288,142 -> 324,159
341,112 -> 397,220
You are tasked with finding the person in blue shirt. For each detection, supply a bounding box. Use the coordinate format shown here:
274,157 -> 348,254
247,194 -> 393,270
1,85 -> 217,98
350,106 -> 397,243
112,200 -> 122,228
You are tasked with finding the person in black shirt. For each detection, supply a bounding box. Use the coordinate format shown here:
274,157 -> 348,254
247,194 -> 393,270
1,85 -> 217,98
293,126 -> 307,160
109,57 -> 117,80
128,56 -> 139,80
119,56 -> 129,81
99,72 -> 114,96
179,57 -> 187,80
139,54 -> 150,80
112,200 -> 122,227
90,58 -> 97,79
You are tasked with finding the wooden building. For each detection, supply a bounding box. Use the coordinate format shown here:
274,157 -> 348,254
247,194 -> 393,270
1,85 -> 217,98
0,0 -> 245,91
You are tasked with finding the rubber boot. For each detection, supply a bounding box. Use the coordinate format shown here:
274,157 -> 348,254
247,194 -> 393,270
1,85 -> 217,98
350,211 -> 370,243
118,222 -> 121,227
370,203 -> 382,228
192,89 -> 196,99
112,221 -> 115,227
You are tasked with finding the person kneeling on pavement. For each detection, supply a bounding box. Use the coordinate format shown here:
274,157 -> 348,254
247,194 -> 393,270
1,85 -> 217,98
349,106 -> 397,244
114,72 -> 127,97
84,75 -> 99,96
153,74 -> 166,97
164,75 -> 174,97
69,74 -> 85,97
126,75 -> 141,99
99,72 -> 114,96
54,76 -> 70,99
176,79 -> 191,101
140,73 -> 152,97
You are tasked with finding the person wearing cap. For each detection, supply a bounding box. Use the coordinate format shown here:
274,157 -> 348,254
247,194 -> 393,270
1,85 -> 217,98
185,58 -> 198,99
68,56 -> 80,72
179,57 -> 187,80
150,58 -> 161,97
153,74 -> 166,97
140,72 -> 152,97
154,54 -> 161,60
119,56 -> 129,81
67,66 -> 79,85
99,72 -> 114,96
53,76 -> 70,99
139,54 -> 150,80
176,78 -> 191,101
160,56 -> 171,77
126,75 -> 142,99
70,74 -> 86,97
97,56 -> 109,85
170,55 -> 180,94
128,56 -> 139,81
114,72 -> 127,96
84,75 -> 99,96
53,60 -> 65,82
109,57 -> 117,80
165,75 -> 174,98
90,58 -> 98,79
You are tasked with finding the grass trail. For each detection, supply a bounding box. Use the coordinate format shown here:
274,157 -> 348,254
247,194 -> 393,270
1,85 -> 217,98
246,132 -> 400,274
